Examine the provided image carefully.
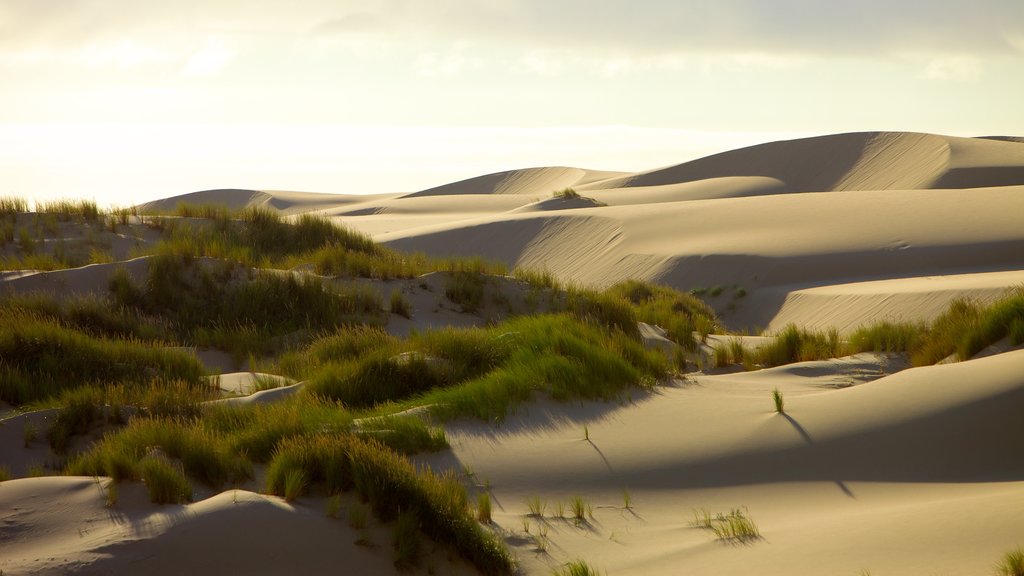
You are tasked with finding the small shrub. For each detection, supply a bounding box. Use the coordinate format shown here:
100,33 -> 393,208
553,187 -> 580,199
996,547 -> 1024,576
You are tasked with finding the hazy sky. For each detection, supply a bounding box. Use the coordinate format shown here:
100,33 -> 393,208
2,0 -> 1022,205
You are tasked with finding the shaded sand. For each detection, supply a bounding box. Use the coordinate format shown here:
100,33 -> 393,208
761,269 -> 1024,334
427,350 -> 1024,575
0,478 -> 476,576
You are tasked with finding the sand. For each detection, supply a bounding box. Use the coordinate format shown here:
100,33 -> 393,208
2,131 -> 1023,575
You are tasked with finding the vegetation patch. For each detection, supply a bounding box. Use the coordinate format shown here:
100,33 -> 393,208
691,507 -> 760,543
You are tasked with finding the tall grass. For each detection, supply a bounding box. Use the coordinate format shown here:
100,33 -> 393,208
753,325 -> 841,367
139,456 -> 193,504
691,507 -> 760,543
848,321 -> 925,354
36,199 -> 100,221
109,254 -> 384,357
421,314 -> 666,421
264,433 -> 514,574
0,309 -> 205,405
606,279 -> 719,350
848,289 -> 1024,365
0,196 -> 29,216
996,547 -> 1024,576
553,560 -> 603,576
68,417 -> 251,489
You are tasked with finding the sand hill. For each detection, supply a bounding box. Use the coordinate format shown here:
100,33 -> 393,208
2,131 -> 1023,576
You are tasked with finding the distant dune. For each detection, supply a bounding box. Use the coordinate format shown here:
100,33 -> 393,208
4,131 -> 1022,576
142,131 -> 1024,333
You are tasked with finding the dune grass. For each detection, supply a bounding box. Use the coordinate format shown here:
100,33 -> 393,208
108,253 -> 384,358
996,547 -> 1024,576
36,199 -> 101,221
389,288 -> 412,318
553,560 -> 603,576
0,309 -> 205,405
420,314 -> 666,422
263,432 -> 514,574
691,507 -> 760,543
477,492 -> 492,522
772,388 -> 785,414
526,495 -> 547,517
553,187 -> 581,199
847,289 -> 1024,365
0,196 -> 29,216
68,416 -> 252,488
752,324 -> 841,367
139,456 -> 193,504
606,279 -> 719,350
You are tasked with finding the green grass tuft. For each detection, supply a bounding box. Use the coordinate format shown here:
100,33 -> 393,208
553,559 -> 603,576
996,547 -> 1024,576
772,388 -> 785,414
139,456 -> 193,504
477,492 -> 492,523
691,507 -> 760,543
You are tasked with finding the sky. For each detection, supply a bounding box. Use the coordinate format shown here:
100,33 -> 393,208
2,0 -> 1023,206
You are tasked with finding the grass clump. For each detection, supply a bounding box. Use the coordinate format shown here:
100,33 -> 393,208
139,456 -> 193,504
36,199 -> 100,221
772,388 -> 784,414
446,270 -> 488,313
847,289 -> 1024,366
606,279 -> 718,350
356,415 -> 448,455
0,196 -> 29,216
553,559 -> 603,576
390,289 -> 412,318
68,417 -> 251,489
753,324 -> 841,367
996,547 -> 1024,576
691,507 -> 760,543
477,492 -> 492,522
423,314 -> 665,422
393,511 -> 423,569
0,309 -> 205,405
849,321 -> 925,353
553,187 -> 581,199
526,495 -> 547,517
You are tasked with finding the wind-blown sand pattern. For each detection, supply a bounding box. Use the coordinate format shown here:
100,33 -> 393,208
2,131 -> 1023,575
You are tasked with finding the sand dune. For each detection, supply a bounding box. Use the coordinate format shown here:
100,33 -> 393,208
403,167 -> 626,198
4,130 -> 1024,575
0,478 -> 474,575
431,350 -> 1024,575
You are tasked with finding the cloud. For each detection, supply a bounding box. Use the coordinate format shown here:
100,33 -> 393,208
306,0 -> 1024,57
